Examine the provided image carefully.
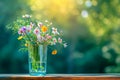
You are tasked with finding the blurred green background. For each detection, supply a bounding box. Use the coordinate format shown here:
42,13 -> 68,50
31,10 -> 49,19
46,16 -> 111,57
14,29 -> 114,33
1,0 -> 120,74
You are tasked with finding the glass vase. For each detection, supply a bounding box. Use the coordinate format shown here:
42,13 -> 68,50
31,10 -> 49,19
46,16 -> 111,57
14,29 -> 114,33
28,43 -> 47,76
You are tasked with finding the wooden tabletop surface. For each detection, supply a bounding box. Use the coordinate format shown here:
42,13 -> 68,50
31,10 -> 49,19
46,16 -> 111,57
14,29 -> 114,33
0,74 -> 120,80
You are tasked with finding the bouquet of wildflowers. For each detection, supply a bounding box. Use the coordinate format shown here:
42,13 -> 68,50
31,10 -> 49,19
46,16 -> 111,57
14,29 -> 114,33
16,14 -> 67,54
7,14 -> 67,75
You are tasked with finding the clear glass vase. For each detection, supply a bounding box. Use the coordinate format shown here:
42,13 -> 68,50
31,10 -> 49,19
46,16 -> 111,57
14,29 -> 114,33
28,43 -> 47,76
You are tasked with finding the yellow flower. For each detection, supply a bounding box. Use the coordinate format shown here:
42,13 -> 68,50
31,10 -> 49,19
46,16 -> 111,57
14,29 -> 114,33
25,43 -> 28,47
41,26 -> 48,33
17,36 -> 23,40
52,50 -> 57,55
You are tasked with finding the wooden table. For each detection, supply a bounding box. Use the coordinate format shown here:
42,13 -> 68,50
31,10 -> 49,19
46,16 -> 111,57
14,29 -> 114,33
0,74 -> 120,80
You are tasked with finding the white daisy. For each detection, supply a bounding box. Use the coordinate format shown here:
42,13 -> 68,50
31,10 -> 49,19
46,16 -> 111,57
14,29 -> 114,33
52,27 -> 59,35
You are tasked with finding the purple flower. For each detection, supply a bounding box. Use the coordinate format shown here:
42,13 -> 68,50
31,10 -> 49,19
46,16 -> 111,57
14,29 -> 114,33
18,26 -> 27,35
21,26 -> 27,33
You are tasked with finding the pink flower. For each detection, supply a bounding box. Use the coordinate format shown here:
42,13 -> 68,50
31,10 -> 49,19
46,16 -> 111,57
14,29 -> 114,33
18,29 -> 23,34
47,36 -> 52,39
45,34 -> 52,40
33,28 -> 40,35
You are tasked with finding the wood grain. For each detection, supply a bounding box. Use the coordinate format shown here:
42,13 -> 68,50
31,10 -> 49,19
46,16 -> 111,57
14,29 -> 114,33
0,74 -> 120,80
7,77 -> 120,80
